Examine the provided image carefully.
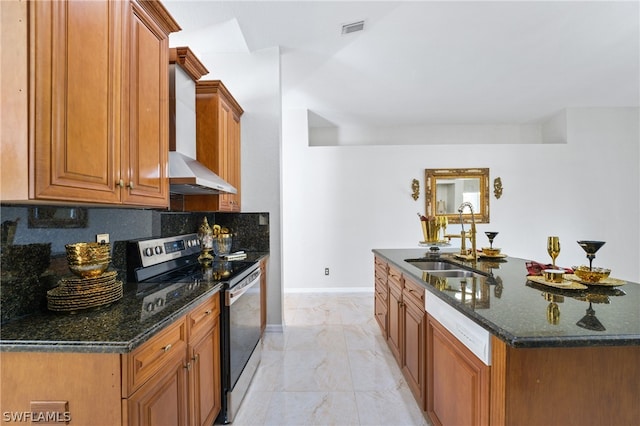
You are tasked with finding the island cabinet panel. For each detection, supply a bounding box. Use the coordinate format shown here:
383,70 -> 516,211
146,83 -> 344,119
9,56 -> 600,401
2,0 -> 177,207
402,276 -> 427,410
490,336 -> 640,426
426,314 -> 490,426
387,264 -> 404,364
374,256 -> 389,336
0,352 -> 122,425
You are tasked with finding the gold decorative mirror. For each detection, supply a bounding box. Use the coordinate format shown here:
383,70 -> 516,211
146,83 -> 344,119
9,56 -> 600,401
425,168 -> 490,223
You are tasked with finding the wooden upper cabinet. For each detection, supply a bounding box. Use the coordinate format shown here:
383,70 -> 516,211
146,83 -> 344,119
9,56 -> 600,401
30,0 -> 122,204
190,80 -> 243,212
1,0 -> 179,207
122,0 -> 177,207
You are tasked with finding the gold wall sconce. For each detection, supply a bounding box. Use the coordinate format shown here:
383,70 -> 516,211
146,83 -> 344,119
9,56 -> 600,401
411,179 -> 420,201
494,177 -> 503,199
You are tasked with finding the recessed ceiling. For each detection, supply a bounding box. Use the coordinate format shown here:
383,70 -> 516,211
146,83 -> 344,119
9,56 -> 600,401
164,1 -> 639,128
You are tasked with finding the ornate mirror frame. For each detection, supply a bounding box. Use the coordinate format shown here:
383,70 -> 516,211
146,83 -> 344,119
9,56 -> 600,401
425,168 -> 490,224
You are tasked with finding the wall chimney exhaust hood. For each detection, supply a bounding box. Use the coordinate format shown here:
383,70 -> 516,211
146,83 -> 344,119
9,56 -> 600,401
168,47 -> 236,195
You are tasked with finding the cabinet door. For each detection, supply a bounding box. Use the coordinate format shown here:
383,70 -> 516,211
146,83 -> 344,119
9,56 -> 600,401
403,297 -> 426,409
387,279 -> 403,364
122,0 -> 169,207
217,99 -> 233,211
374,292 -> 388,336
31,0 -> 122,204
426,315 -> 489,426
189,318 -> 221,426
128,355 -> 189,426
225,110 -> 241,211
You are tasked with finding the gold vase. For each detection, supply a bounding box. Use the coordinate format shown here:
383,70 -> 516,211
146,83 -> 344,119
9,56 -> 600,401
421,219 -> 438,243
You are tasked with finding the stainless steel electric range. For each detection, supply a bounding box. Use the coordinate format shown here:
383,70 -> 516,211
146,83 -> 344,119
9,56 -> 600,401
126,233 -> 262,424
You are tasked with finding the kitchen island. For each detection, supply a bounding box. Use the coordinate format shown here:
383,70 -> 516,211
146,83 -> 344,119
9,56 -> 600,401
373,248 -> 640,426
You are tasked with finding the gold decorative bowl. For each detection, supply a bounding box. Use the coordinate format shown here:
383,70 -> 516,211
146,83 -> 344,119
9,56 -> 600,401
65,242 -> 110,264
481,247 -> 501,256
573,266 -> 611,283
68,261 -> 110,278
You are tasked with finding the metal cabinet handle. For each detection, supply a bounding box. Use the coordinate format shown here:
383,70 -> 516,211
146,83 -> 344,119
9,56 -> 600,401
184,362 -> 192,371
204,310 -> 212,316
162,344 -> 172,352
192,353 -> 199,363
117,179 -> 124,188
127,182 -> 134,189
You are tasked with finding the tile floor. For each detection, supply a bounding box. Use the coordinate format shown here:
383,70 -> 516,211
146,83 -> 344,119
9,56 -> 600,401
232,292 -> 431,426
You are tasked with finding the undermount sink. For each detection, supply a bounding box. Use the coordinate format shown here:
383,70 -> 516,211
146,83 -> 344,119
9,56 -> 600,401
424,270 -> 483,278
405,258 -> 486,280
405,259 -> 459,271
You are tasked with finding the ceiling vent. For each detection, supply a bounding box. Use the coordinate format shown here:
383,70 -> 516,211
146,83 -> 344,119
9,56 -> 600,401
341,20 -> 365,35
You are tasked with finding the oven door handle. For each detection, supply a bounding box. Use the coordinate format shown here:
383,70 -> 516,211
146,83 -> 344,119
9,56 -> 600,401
226,272 -> 261,306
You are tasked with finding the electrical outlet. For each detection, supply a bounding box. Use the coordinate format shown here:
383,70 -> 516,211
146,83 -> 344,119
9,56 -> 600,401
96,233 -> 109,244
325,268 -> 330,276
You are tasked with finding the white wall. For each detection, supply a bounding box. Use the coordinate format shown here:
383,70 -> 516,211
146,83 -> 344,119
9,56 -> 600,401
282,107 -> 639,291
195,47 -> 284,329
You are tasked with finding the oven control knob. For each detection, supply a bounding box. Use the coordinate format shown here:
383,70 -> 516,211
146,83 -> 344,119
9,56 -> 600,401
144,247 -> 154,257
146,302 -> 155,312
154,245 -> 163,255
155,298 -> 164,307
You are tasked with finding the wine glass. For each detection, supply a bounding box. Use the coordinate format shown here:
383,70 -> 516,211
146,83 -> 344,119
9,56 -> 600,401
484,231 -> 498,249
547,236 -> 560,267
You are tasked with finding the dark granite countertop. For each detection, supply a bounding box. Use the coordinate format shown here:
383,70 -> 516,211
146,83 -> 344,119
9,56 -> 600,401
0,252 -> 269,353
373,249 -> 640,348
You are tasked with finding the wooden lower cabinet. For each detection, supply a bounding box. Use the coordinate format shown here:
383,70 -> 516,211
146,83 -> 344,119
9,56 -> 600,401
426,314 -> 490,426
387,276 -> 403,364
127,355 -> 189,426
188,316 -> 221,426
402,294 -> 426,408
376,259 -> 427,412
0,294 -> 221,426
374,256 -> 389,336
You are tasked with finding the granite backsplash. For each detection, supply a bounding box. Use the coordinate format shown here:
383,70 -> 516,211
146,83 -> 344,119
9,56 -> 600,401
0,204 -> 269,324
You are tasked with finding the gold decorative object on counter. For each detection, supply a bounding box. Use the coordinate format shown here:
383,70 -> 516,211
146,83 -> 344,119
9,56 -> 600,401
572,266 -> 611,283
197,217 -> 214,266
546,236 -> 560,268
65,242 -> 111,278
418,213 -> 438,243
411,179 -> 420,201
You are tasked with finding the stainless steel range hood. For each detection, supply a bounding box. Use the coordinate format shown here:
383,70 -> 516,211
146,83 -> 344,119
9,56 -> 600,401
169,151 -> 236,194
168,48 -> 235,195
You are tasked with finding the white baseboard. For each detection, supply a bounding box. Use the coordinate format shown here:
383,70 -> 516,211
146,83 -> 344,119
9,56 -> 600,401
264,324 -> 284,333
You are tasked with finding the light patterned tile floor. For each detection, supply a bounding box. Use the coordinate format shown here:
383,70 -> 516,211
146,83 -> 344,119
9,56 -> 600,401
231,293 -> 431,426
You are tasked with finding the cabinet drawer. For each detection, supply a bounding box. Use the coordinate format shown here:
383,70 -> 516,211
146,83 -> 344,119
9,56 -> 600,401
374,256 -> 388,272
188,295 -> 220,341
125,316 -> 188,396
403,277 -> 425,307
375,278 -> 388,301
388,265 -> 404,289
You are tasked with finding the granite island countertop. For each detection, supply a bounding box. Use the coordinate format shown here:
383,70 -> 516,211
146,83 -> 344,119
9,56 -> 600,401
0,252 -> 269,353
374,248 -> 640,348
